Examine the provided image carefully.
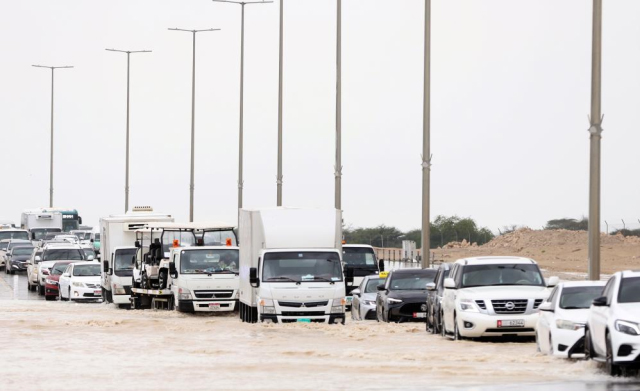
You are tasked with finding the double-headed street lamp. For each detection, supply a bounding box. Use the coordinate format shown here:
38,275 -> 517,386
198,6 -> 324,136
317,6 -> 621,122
211,0 -> 273,215
105,48 -> 152,213
32,64 -> 74,208
169,27 -> 220,222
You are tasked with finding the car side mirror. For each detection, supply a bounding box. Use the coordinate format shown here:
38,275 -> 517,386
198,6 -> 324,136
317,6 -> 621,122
538,302 -> 554,312
87,255 -> 95,261
592,296 -> 608,307
444,278 -> 456,289
62,273 -> 70,278
351,288 -> 361,296
35,256 -> 41,261
426,282 -> 436,291
250,267 -> 259,288
546,276 -> 559,288
376,284 -> 386,291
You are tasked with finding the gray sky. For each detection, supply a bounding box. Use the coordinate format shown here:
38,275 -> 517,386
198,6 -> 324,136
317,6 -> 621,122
1,0 -> 639,233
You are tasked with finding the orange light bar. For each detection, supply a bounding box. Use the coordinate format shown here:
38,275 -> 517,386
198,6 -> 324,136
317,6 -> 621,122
173,239 -> 180,248
226,238 -> 232,247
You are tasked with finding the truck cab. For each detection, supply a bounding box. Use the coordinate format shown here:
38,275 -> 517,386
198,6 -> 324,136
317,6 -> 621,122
342,244 -> 380,308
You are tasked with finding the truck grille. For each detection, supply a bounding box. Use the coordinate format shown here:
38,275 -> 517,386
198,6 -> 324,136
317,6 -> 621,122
281,311 -> 325,317
194,290 -> 233,299
491,299 -> 528,314
278,301 -> 328,308
475,300 -> 487,310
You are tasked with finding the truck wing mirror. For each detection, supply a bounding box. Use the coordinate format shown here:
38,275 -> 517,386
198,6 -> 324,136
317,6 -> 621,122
169,261 -> 178,278
134,240 -> 140,248
249,267 -> 260,288
103,261 -> 109,273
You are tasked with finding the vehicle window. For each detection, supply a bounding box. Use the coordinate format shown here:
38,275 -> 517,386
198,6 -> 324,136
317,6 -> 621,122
202,230 -> 237,247
162,231 -> 195,253
602,277 -> 615,304
440,269 -> 450,286
12,247 -> 35,256
8,242 -> 31,251
0,231 -> 29,241
546,286 -> 558,303
262,252 -> 342,282
83,248 -> 96,259
560,286 -> 605,309
618,277 -> 640,304
95,233 -> 101,240
65,265 -> 73,275
180,249 -> 239,274
388,271 -> 437,290
114,248 -> 137,275
343,247 -> 377,267
72,264 -> 101,277
365,278 -> 385,293
460,264 -> 545,288
433,269 -> 442,284
51,263 -> 70,276
0,242 -> 7,251
43,249 -> 84,261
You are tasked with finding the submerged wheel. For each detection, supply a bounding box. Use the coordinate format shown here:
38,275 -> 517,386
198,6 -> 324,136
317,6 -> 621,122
141,273 -> 149,289
606,333 -> 622,377
453,315 -> 462,341
158,270 -> 167,290
584,328 -> 593,359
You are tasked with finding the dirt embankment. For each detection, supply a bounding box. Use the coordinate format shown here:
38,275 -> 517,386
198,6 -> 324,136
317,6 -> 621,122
432,228 -> 640,275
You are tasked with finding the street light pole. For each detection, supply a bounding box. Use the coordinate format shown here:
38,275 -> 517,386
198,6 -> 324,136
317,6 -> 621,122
32,65 -> 73,208
277,0 -> 284,206
105,48 -> 152,213
211,1 -> 273,217
169,27 -> 220,222
421,0 -> 431,268
335,0 -> 342,212
588,0 -> 603,281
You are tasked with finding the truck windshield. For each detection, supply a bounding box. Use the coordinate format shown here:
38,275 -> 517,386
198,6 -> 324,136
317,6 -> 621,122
202,230 -> 237,246
32,229 -> 62,240
0,231 -> 29,241
461,264 -> 545,288
262,252 -> 343,283
43,249 -> 84,261
343,247 -> 379,276
114,249 -> 136,277
180,249 -> 239,274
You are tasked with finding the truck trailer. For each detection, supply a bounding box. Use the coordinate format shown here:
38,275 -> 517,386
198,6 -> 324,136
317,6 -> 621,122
239,207 -> 349,324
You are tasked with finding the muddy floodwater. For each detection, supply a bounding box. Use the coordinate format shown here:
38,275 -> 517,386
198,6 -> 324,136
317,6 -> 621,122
1,298 -> 631,390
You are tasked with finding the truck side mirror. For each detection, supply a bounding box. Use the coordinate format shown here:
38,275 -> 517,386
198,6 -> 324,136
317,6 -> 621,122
345,268 -> 354,285
90,239 -> 94,243
379,260 -> 384,272
135,240 -> 140,248
103,261 -> 109,273
249,267 -> 260,288
169,261 -> 178,278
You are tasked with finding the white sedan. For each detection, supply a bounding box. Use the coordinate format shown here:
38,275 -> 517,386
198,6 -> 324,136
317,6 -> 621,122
537,281 -> 605,358
58,262 -> 102,302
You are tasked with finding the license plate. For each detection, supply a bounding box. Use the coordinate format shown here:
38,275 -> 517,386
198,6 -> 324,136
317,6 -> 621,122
498,319 -> 525,328
209,303 -> 220,309
94,290 -> 101,295
413,312 -> 426,318
297,318 -> 311,323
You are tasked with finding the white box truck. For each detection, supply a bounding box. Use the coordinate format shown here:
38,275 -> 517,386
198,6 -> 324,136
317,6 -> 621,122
99,207 -> 173,307
238,207 -> 348,324
21,209 -> 63,243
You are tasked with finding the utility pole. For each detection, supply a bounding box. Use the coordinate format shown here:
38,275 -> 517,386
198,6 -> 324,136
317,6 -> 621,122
32,65 -> 74,208
277,0 -> 284,206
421,0 -> 431,268
169,27 -> 220,222
211,0 -> 273,218
105,48 -> 152,213
335,0 -> 342,211
588,0 -> 603,281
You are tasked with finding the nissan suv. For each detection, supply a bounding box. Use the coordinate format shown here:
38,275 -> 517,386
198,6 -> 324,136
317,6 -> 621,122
441,256 -> 557,339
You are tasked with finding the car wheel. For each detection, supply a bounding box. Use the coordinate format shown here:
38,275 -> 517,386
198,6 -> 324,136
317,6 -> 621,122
158,270 -> 167,290
453,314 -> 462,341
535,331 -> 542,353
549,334 -> 554,355
45,294 -> 55,301
441,311 -> 447,337
141,273 -> 149,289
58,289 -> 64,301
168,295 -> 175,311
68,288 -> 73,302
434,311 -> 442,335
606,333 -> 622,377
38,285 -> 45,296
584,327 -> 593,359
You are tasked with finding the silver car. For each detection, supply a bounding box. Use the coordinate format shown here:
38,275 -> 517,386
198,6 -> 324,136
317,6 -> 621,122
351,275 -> 386,321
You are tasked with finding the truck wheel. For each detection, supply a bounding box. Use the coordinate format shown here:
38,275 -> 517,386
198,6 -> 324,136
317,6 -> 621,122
158,270 -> 167,290
168,295 -> 175,311
141,273 -> 149,289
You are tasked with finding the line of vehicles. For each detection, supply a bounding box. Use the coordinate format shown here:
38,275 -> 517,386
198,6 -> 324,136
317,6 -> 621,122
3,205 -> 640,377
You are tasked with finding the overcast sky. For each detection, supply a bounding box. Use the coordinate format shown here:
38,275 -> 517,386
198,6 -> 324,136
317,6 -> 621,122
1,0 -> 639,233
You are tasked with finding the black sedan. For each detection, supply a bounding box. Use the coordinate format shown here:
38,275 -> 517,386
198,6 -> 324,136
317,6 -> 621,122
5,246 -> 35,274
425,263 -> 451,334
376,268 -> 437,323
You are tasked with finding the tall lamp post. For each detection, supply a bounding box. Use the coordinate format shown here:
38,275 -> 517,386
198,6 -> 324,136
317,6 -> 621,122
335,0 -> 342,212
588,0 -> 603,281
276,0 -> 284,206
32,64 -> 74,208
169,27 -> 220,222
105,48 -> 152,213
211,0 -> 273,216
421,0 -> 431,268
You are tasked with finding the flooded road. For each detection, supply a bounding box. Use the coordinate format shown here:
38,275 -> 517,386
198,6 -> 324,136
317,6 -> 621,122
0,269 -> 43,301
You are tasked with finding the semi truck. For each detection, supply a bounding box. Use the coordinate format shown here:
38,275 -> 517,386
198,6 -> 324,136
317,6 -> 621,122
99,207 -> 174,307
129,222 -> 240,313
342,244 -> 380,309
238,207 -> 349,324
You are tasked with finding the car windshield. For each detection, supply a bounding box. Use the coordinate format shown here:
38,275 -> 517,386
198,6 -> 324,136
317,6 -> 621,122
73,264 -> 100,277
263,252 -> 343,282
201,230 -> 237,246
82,249 -> 95,258
115,249 -> 136,274
365,278 -> 385,293
343,247 -> 378,269
12,247 -> 34,256
618,277 -> 640,304
8,242 -> 31,251
461,264 -> 545,288
51,263 -> 70,275
559,286 -> 604,309
43,249 -> 84,261
0,231 -> 29,241
180,249 -> 239,274
389,270 -> 437,290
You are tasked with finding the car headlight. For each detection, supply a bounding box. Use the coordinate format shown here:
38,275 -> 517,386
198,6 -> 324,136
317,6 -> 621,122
459,299 -> 479,312
363,300 -> 376,306
178,287 -> 191,301
556,320 -> 585,331
615,320 -> 640,336
45,279 -> 58,285
387,298 -> 402,304
72,282 -> 84,287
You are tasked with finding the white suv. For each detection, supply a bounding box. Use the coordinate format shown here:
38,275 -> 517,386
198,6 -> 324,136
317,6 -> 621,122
441,256 -> 557,339
585,270 -> 640,376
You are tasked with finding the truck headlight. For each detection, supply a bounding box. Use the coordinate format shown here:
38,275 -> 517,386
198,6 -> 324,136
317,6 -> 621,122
556,320 -> 585,331
262,306 -> 276,314
459,299 -> 478,312
178,287 -> 191,301
615,320 -> 640,336
331,305 -> 344,314
259,298 -> 275,314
